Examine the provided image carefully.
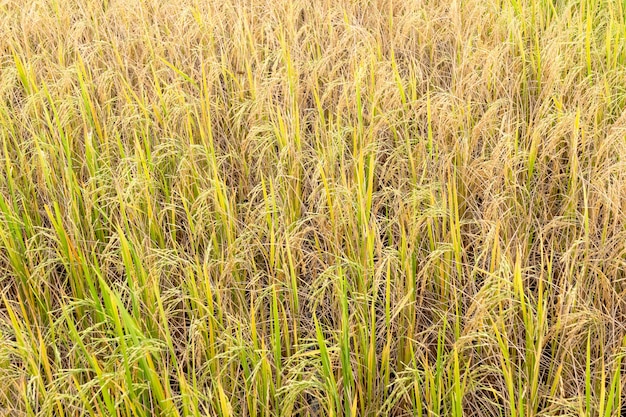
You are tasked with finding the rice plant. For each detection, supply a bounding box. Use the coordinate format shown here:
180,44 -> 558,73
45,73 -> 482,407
1,0 -> 626,416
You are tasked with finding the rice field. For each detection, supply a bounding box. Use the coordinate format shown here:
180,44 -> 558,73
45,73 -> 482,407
1,0 -> 626,415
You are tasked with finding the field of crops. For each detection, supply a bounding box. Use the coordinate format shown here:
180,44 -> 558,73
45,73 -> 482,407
1,0 -> 626,415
